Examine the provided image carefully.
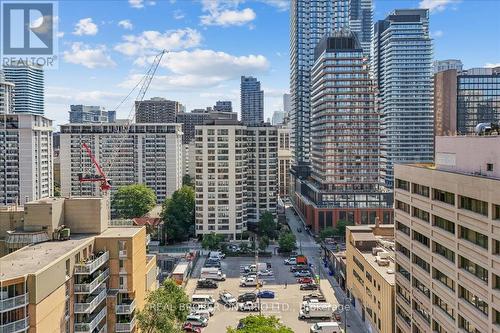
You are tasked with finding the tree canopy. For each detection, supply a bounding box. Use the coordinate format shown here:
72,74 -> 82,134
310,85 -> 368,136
161,185 -> 195,243
257,211 -> 277,239
111,184 -> 156,219
201,232 -> 225,250
227,315 -> 294,333
319,220 -> 354,241
182,174 -> 194,188
278,232 -> 296,253
136,279 -> 190,333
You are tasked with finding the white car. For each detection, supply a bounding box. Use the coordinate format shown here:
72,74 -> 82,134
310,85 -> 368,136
240,277 -> 263,287
191,303 -> 215,316
284,258 -> 297,265
258,269 -> 274,276
238,301 -> 259,312
219,291 -> 237,306
189,309 -> 211,319
185,315 -> 208,327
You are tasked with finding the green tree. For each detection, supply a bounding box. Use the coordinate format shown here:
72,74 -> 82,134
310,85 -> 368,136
227,315 -> 293,333
335,220 -> 353,238
112,184 -> 156,219
54,185 -> 61,197
161,185 -> 195,243
259,235 -> 270,251
278,232 -> 296,253
319,227 -> 337,241
182,174 -> 194,187
257,211 -> 277,239
201,232 -> 225,250
137,279 -> 190,333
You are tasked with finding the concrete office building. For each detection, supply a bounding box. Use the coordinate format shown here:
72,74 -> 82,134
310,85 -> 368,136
278,127 -> 292,198
0,76 -> 14,115
373,9 -> 434,187
433,59 -> 463,74
213,101 -> 233,113
394,136 -> 500,333
69,105 -> 115,123
0,114 -> 53,206
135,97 -> 183,123
346,224 -> 395,333
0,196 -> 158,333
176,111 -> 211,144
435,67 -> 500,136
294,33 -> 392,232
240,76 -> 264,126
2,65 -> 44,115
59,122 -> 182,202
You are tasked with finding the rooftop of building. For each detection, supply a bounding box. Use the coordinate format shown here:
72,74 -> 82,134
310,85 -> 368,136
98,226 -> 143,238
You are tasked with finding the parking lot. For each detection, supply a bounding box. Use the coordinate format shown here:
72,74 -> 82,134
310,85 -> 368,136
185,253 -> 340,332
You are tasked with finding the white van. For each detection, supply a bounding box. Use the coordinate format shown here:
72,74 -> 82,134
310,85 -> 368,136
310,322 -> 342,333
191,294 -> 215,307
209,251 -> 225,260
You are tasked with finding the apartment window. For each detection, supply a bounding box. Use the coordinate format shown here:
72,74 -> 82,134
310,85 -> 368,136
412,230 -> 430,248
459,196 -> 488,216
459,255 -> 488,283
433,188 -> 455,205
433,242 -> 455,263
487,163 -> 494,172
396,304 -> 411,327
433,294 -> 455,320
458,285 -> 488,315
396,242 -> 410,258
396,221 -> 410,236
412,207 -> 429,222
395,179 -> 410,191
494,204 -> 500,220
493,274 -> 500,289
412,254 -> 430,273
433,215 -> 455,234
412,277 -> 430,299
432,268 -> 455,291
432,320 -> 446,333
65,259 -> 70,276
395,200 -> 410,214
413,300 -> 430,323
412,183 -> 429,197
396,264 -> 410,281
459,226 -> 488,250
494,239 -> 500,255
365,271 -> 372,282
353,256 -> 365,272
396,284 -> 410,305
458,315 -> 481,333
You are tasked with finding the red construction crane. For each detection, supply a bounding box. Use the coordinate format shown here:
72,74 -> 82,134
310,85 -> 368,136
78,143 -> 111,191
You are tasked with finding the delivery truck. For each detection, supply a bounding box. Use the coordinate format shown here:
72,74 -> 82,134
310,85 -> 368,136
200,267 -> 226,281
299,302 -> 333,320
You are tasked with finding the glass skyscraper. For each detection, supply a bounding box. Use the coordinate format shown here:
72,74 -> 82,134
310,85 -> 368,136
2,64 -> 44,115
373,9 -> 434,187
240,76 -> 264,126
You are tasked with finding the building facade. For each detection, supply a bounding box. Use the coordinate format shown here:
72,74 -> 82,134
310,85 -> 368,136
271,111 -> 285,125
294,34 -> 392,233
0,197 -> 157,333
394,136 -> 500,333
346,224 -> 395,333
0,114 -> 53,206
278,127 -> 292,198
0,79 -> 14,115
59,122 -> 183,202
434,69 -> 458,136
213,101 -> 233,113
135,97 -> 183,123
2,65 -> 44,115
176,111 -> 211,144
69,105 -> 115,123
240,76 -> 264,126
433,59 -> 463,74
373,9 -> 434,187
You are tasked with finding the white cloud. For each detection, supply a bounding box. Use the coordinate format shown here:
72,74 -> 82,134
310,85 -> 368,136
57,31 -> 65,38
118,20 -> 133,30
120,49 -> 269,90
63,42 -> 116,69
46,87 -> 123,104
200,0 -> 256,27
129,0 -> 156,8
431,30 -> 444,38
486,63 -> 500,68
259,0 -> 289,11
73,18 -> 98,36
419,0 -> 460,13
114,28 -> 202,56
173,10 -> 185,20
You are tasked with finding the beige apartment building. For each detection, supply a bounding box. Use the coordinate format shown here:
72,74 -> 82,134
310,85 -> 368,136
0,197 -> 158,333
346,224 -> 395,333
394,135 -> 500,333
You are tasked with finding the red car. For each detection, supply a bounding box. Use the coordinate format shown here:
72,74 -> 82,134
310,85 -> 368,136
297,277 -> 313,284
183,323 -> 201,333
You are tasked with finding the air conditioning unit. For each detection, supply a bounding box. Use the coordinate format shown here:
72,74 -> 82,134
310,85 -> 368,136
372,247 -> 383,256
378,251 -> 390,259
377,258 -> 390,266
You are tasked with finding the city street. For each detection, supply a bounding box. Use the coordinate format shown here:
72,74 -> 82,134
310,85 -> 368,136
285,205 -> 367,333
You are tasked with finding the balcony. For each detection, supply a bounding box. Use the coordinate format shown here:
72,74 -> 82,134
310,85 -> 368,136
0,293 -> 29,313
74,269 -> 109,294
116,299 -> 136,315
75,251 -> 109,275
0,316 -> 29,333
115,317 -> 136,332
74,307 -> 107,333
74,287 -> 107,314
119,250 -> 127,258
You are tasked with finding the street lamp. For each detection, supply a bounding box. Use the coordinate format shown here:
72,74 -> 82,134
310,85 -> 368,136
343,289 -> 352,333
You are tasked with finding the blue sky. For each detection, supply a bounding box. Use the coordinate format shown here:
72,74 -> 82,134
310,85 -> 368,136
45,0 -> 500,126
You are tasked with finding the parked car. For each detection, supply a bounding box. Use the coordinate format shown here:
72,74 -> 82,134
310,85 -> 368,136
290,265 -> 309,272
303,292 -> 326,302
238,301 -> 259,312
294,270 -> 312,278
182,323 -> 202,333
257,290 -> 275,299
284,258 -> 297,265
297,277 -> 314,284
219,291 -> 237,306
190,303 -> 215,316
189,308 -> 211,319
237,292 -> 257,303
297,227 -> 302,233
184,315 -> 208,327
240,277 -> 263,287
257,269 -> 274,276
204,260 -> 221,268
197,279 -> 218,289
300,283 -> 318,291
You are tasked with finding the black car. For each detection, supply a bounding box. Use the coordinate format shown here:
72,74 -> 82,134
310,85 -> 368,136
197,279 -> 218,289
204,260 -> 221,268
237,292 -> 257,303
300,283 -> 318,291
297,227 -> 302,233
290,265 -> 309,272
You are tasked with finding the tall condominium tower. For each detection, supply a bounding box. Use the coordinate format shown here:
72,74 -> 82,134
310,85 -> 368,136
240,76 -> 264,126
0,114 -> 53,205
213,100 -> 233,113
2,64 -> 44,114
69,105 -> 114,123
0,77 -> 14,114
373,9 -> 434,187
289,0 -> 373,178
294,33 -> 392,232
135,97 -> 183,123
